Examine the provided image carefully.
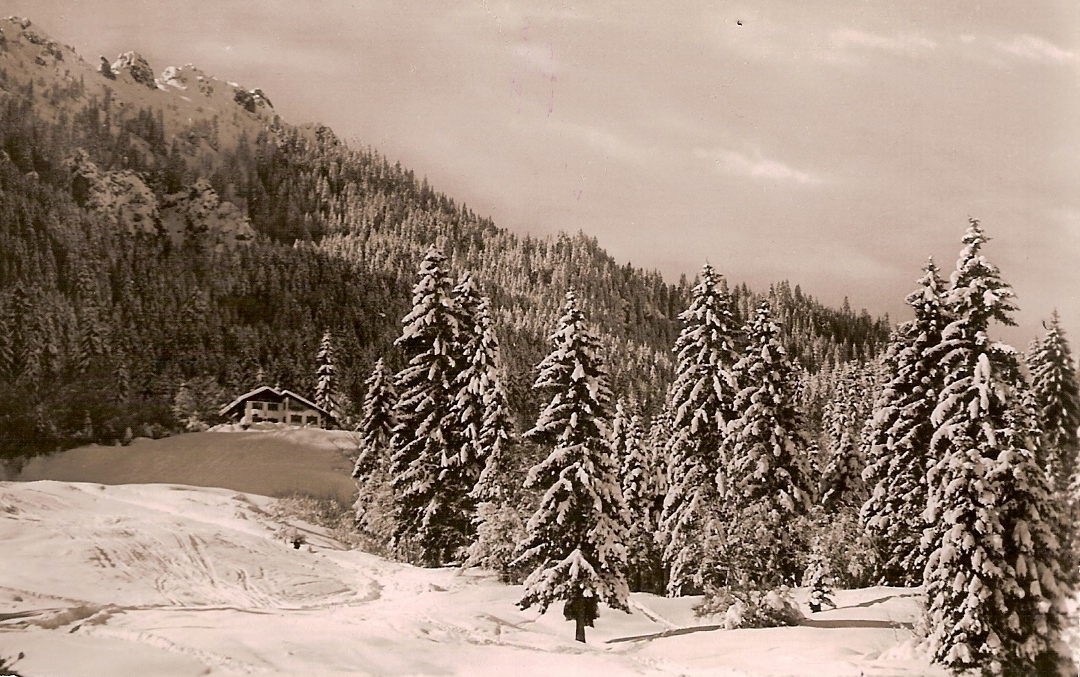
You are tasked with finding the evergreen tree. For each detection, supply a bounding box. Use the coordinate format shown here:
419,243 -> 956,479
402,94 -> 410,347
450,275 -> 512,501
861,259 -> 946,585
613,398 -> 661,592
660,263 -> 740,594
388,248 -> 471,565
924,220 -> 1074,676
819,365 -> 868,512
514,290 -> 629,644
803,545 -> 836,613
1027,311 -> 1080,495
718,300 -> 811,587
314,328 -> 338,424
352,358 -> 396,479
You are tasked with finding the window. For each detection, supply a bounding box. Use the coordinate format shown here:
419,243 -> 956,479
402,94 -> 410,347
252,402 -> 263,410
290,415 -> 302,424
305,415 -> 317,425
268,403 -> 278,411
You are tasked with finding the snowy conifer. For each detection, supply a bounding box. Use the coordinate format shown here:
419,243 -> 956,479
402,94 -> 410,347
803,545 -> 836,613
819,365 -> 868,512
718,300 -> 811,587
388,248 -> 471,565
314,329 -> 338,424
613,398 -> 661,592
725,300 -> 811,519
352,358 -> 397,479
450,275 -> 513,502
660,263 -> 740,595
514,290 -> 629,643
923,220 -> 1074,676
1027,311 -> 1080,495
861,259 -> 946,585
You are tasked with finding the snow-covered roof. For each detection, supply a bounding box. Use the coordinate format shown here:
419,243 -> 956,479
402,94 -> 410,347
218,386 -> 332,418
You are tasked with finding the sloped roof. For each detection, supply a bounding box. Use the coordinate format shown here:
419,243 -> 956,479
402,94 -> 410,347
218,386 -> 332,419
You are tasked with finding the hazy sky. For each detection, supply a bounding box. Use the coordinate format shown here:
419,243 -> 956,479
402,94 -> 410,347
12,1 -> 1080,346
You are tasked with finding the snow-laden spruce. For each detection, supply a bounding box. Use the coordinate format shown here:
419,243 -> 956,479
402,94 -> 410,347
612,398 -> 662,592
724,300 -> 811,520
923,220 -> 1074,676
819,363 -> 869,512
352,358 -> 397,480
861,259 -> 946,586
314,328 -> 339,424
712,300 -> 811,590
388,247 -> 473,565
660,263 -> 740,595
453,275 -> 520,577
450,274 -> 513,503
514,289 -> 630,644
1027,310 -> 1080,496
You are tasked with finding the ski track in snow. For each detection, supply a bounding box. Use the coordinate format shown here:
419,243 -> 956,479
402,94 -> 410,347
0,481 -> 966,676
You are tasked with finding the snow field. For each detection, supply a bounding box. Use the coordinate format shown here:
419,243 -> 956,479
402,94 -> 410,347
0,481 -> 953,676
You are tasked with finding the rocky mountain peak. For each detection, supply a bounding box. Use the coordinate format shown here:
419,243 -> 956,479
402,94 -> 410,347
110,51 -> 157,89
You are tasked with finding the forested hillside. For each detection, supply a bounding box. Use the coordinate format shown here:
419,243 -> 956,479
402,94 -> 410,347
0,17 -> 889,457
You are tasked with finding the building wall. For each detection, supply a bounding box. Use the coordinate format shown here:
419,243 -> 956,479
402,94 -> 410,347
241,398 -> 324,427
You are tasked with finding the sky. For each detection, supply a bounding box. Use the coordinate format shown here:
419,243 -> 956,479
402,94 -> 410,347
10,1 -> 1080,347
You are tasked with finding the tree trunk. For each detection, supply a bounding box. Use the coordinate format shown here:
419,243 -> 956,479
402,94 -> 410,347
575,615 -> 586,643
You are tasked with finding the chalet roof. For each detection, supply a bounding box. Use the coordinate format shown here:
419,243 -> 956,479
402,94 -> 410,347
218,385 -> 333,419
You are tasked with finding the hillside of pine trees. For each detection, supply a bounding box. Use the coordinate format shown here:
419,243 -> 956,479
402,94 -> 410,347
0,18 -> 888,459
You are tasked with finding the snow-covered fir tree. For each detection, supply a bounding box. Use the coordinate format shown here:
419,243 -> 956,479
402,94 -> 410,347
718,300 -> 811,587
923,220 -> 1074,676
450,274 -> 513,502
1027,311 -> 1080,495
352,358 -> 397,480
351,358 -> 398,541
660,263 -> 740,595
819,364 -> 869,512
452,275 -> 520,577
514,290 -> 629,643
314,328 -> 339,424
388,247 -> 472,565
612,398 -> 661,592
803,545 -> 836,613
861,259 -> 946,585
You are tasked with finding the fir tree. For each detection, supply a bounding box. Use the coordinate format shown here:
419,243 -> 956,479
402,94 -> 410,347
660,263 -> 740,595
388,247 -> 471,565
1027,311 -> 1080,495
861,259 -> 946,585
719,300 -> 811,587
514,290 -> 629,644
450,275 -> 512,502
314,328 -> 338,424
924,220 -> 1074,676
613,398 -> 661,592
803,545 -> 836,613
819,365 -> 868,512
352,358 -> 396,479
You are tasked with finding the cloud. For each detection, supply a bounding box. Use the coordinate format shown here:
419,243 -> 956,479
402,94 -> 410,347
829,29 -> 937,54
993,34 -> 1074,63
695,147 -> 822,185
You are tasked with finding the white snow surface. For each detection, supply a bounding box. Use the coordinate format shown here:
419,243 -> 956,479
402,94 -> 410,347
0,480 -> 955,676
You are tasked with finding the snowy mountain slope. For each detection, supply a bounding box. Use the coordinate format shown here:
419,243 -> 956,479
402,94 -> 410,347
0,481 -> 952,677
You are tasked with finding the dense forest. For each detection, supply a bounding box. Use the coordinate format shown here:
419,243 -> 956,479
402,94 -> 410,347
0,19 -> 888,458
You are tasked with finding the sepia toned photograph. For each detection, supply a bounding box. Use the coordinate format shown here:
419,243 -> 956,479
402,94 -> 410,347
0,2 -> 1077,676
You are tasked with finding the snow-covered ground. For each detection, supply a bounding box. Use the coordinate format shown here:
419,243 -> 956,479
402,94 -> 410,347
0,480 -> 951,676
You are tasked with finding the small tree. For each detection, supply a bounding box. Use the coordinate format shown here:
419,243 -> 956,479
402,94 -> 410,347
352,358 -> 397,539
514,290 -> 629,643
1027,311 -> 1080,496
314,328 -> 339,425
